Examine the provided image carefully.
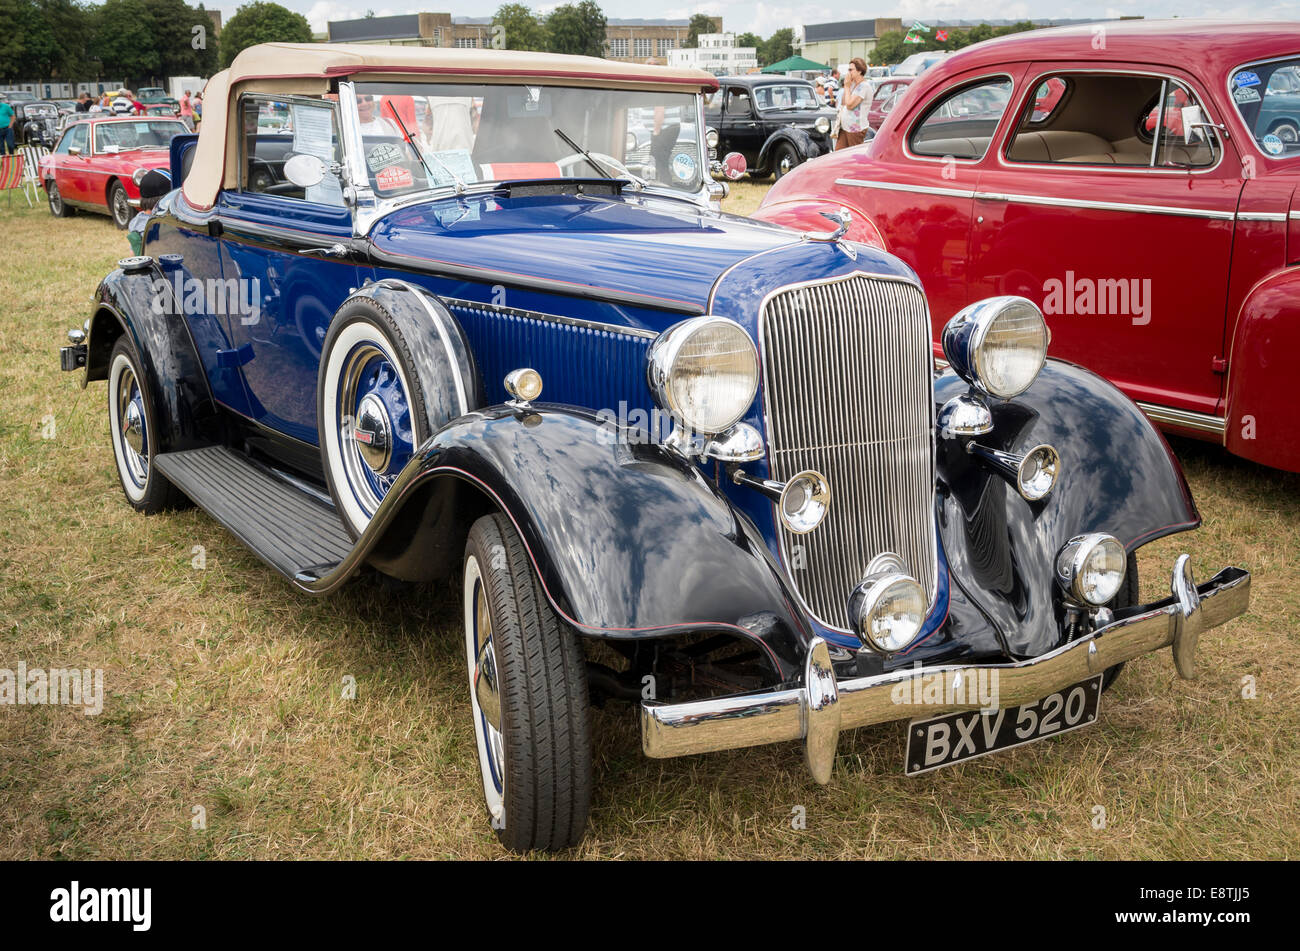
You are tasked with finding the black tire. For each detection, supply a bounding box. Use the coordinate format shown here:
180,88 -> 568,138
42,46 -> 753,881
47,180 -> 74,217
316,297 -> 434,538
772,142 -> 800,180
107,335 -> 185,514
108,180 -> 131,229
463,513 -> 593,852
1100,553 -> 1141,692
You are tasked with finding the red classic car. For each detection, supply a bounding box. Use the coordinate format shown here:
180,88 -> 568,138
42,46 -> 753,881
867,76 -> 913,131
39,115 -> 189,228
756,20 -> 1300,472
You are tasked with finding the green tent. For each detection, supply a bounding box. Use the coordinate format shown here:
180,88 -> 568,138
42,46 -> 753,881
760,55 -> 830,74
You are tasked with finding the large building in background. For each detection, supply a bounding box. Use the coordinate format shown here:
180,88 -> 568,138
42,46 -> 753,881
799,17 -> 1136,68
667,33 -> 757,75
325,12 -> 722,64
799,19 -> 903,68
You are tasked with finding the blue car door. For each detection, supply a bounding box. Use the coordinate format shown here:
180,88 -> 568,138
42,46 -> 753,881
215,94 -> 372,445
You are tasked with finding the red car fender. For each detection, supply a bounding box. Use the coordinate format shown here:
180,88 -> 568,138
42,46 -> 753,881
1224,265 -> 1300,471
750,197 -> 887,251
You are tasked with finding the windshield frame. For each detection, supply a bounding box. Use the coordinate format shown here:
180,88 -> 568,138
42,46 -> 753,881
337,80 -> 712,235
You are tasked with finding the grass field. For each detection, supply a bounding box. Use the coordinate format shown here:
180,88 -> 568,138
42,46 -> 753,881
1,187 -> 1296,860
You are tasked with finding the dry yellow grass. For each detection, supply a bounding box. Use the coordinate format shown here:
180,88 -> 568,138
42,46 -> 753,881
0,190 -> 1295,860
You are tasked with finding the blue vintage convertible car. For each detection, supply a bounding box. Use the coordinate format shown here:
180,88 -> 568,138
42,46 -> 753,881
60,43 -> 1251,852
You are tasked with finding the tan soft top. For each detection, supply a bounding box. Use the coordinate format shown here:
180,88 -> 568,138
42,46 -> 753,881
228,42 -> 718,90
183,43 -> 718,209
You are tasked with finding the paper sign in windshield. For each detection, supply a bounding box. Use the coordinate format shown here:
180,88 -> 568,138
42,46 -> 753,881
292,105 -> 335,160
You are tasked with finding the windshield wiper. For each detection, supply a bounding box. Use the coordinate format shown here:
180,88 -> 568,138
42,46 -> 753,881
554,128 -> 612,179
383,99 -> 465,194
554,127 -> 651,190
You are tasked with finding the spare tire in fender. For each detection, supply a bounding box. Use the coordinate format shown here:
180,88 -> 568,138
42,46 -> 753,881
317,280 -> 480,538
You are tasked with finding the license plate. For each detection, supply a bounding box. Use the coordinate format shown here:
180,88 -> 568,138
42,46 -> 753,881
904,675 -> 1103,776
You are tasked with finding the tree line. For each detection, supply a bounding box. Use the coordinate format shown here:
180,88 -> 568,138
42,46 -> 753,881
870,21 -> 1043,66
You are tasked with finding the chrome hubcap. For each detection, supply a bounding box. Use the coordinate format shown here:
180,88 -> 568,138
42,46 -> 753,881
115,364 -> 148,488
466,562 -> 506,824
352,393 -> 391,472
474,589 -> 503,732
336,342 -> 415,517
123,402 -> 145,453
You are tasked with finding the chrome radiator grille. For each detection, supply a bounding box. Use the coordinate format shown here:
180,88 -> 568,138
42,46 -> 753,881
760,274 -> 937,633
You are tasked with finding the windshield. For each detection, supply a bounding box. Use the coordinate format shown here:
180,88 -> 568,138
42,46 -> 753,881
1229,58 -> 1300,159
95,120 -> 187,152
753,84 -> 819,110
351,82 -> 704,197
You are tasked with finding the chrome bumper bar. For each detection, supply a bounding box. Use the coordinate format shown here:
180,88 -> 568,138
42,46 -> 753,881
641,556 -> 1250,782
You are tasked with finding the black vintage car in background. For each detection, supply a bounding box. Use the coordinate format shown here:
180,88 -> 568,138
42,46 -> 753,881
705,75 -> 843,179
16,100 -> 61,147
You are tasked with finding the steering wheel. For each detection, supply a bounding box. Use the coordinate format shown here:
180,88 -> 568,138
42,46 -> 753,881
555,151 -> 632,179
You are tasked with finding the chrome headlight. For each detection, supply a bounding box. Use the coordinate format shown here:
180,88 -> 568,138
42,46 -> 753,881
814,115 -> 830,134
942,296 -> 1048,399
848,553 -> 928,654
1057,533 -> 1127,605
647,316 -> 758,436
705,128 -> 719,149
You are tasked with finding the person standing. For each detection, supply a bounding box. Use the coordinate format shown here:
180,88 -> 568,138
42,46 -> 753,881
179,90 -> 193,130
193,92 -> 202,128
835,58 -> 870,150
0,97 -> 15,154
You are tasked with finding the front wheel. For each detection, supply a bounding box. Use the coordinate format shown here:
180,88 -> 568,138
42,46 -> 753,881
108,181 -> 131,229
772,142 -> 800,180
463,513 -> 593,852
47,180 -> 74,217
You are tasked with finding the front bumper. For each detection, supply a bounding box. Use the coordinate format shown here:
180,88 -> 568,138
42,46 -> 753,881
641,556 -> 1250,782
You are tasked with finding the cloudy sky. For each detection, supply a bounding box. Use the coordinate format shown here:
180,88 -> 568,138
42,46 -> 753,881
234,1 -> 1297,37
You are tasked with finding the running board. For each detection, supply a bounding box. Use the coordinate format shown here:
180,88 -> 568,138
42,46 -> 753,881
154,447 -> 354,584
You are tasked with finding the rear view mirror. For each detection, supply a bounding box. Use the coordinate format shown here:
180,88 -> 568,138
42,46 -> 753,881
283,153 -> 326,188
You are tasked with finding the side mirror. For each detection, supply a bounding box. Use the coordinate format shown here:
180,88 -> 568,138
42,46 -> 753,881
283,153 -> 326,188
68,146 -> 81,156
721,151 -> 747,181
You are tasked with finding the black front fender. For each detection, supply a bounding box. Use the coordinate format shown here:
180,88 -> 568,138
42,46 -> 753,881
759,127 -> 819,168
935,359 -> 1200,658
370,405 -> 811,681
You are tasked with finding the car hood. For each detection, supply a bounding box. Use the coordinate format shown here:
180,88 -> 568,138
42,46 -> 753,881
367,190 -> 802,311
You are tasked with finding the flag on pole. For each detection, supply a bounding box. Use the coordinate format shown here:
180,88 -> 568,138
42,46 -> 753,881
935,29 -> 949,41
904,31 -> 922,43
911,21 -> 930,32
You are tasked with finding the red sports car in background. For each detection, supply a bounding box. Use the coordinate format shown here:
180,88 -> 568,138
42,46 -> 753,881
755,20 -> 1300,473
39,115 -> 188,228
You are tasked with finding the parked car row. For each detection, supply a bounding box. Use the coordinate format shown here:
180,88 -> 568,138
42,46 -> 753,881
51,33 -> 1258,853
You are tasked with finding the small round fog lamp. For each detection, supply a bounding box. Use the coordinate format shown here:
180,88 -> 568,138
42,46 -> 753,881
504,368 -> 543,404
1057,533 -> 1127,605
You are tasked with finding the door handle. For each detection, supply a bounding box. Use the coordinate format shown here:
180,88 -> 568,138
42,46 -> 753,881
300,243 -> 351,258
